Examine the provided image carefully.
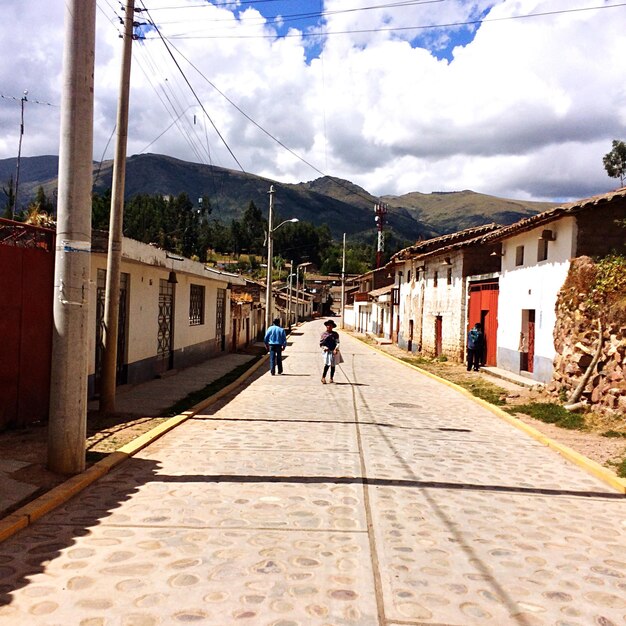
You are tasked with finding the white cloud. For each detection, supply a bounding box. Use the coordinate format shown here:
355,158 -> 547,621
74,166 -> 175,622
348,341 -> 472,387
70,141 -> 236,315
1,0 -> 625,203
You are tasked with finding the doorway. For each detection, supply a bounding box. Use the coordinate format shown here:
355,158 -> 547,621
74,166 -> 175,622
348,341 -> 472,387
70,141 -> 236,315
521,309 -> 535,373
156,279 -> 175,374
468,280 -> 499,367
95,269 -> 129,391
435,315 -> 443,356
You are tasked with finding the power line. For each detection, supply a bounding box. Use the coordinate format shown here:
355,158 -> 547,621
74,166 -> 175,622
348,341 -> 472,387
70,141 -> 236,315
0,93 -> 57,107
153,0 -> 449,29
165,39 -> 378,207
159,2 -> 626,40
138,0 -> 246,173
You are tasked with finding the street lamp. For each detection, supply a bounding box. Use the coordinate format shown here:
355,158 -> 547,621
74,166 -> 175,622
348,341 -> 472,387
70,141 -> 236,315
294,261 -> 312,325
265,185 -> 298,331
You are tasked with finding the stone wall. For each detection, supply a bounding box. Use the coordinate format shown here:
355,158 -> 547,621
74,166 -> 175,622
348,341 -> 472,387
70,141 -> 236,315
550,256 -> 626,414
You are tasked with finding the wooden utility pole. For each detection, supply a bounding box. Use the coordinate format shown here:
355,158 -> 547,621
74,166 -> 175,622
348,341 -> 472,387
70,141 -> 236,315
48,0 -> 96,474
100,0 -> 135,413
13,91 -> 28,219
340,233 -> 346,329
264,185 -> 275,332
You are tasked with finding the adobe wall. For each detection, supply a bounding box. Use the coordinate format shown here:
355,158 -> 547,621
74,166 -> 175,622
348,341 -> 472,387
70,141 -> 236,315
549,256 -> 626,415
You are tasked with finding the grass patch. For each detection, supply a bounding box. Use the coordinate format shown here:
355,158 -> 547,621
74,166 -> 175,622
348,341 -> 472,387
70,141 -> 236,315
616,459 -> 626,479
400,356 -> 431,366
508,402 -> 586,430
461,381 -> 507,406
160,355 -> 262,417
401,356 -> 507,405
602,430 -> 626,438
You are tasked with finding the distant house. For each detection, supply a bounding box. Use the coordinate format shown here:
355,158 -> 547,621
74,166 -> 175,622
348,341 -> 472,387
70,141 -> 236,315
351,268 -> 395,336
475,187 -> 626,383
391,224 -> 501,361
230,278 -> 263,349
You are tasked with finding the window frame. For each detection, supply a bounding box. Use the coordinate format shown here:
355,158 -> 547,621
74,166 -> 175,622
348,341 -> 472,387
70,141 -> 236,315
189,283 -> 205,326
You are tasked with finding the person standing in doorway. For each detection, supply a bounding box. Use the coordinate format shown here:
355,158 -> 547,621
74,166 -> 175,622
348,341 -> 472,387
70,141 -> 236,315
264,318 -> 287,375
320,319 -> 342,383
466,322 -> 484,372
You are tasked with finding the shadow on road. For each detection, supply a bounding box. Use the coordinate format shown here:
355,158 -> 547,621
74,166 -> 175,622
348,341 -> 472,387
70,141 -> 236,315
0,457 -> 161,607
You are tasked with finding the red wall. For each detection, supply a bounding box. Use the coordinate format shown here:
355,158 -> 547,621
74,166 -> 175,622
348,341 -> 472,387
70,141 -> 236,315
0,228 -> 54,429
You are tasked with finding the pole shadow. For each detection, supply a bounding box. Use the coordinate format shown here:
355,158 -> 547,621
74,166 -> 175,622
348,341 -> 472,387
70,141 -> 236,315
0,456 -> 161,607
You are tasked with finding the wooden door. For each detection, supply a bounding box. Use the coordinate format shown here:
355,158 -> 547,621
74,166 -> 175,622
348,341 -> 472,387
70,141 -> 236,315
468,281 -> 499,366
435,315 -> 443,356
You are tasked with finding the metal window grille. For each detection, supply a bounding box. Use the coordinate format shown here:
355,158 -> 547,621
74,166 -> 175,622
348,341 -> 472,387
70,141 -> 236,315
189,284 -> 205,326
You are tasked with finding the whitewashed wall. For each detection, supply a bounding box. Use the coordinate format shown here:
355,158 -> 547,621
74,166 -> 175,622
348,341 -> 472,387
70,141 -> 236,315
421,253 -> 466,359
89,238 -> 241,390
497,216 -> 576,382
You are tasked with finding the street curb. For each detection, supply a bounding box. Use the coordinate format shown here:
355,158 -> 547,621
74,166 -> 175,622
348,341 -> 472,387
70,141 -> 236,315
0,354 -> 268,545
367,341 -> 626,495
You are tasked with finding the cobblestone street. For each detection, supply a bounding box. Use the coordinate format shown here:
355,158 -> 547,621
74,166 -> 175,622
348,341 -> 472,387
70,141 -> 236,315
0,321 -> 625,625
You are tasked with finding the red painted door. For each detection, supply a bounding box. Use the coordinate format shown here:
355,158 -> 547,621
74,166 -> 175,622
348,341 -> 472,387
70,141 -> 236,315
467,281 -> 499,367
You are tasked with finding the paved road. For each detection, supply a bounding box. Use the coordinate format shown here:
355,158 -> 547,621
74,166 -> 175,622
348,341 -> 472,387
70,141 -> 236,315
0,321 -> 624,625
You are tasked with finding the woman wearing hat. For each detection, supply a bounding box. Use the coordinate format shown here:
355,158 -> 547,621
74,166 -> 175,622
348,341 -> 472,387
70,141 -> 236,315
320,319 -> 342,383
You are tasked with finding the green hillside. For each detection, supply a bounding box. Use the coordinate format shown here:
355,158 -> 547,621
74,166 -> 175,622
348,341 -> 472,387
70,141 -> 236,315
0,154 -> 558,241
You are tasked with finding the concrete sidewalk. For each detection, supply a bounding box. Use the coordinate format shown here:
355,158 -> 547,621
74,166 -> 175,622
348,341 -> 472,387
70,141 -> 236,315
0,351 -> 260,519
0,321 -> 625,625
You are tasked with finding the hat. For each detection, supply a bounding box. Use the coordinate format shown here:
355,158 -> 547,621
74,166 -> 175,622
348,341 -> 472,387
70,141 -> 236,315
324,319 -> 337,328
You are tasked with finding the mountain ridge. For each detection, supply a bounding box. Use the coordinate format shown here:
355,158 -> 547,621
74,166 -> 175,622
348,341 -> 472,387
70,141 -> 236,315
0,154 -> 558,241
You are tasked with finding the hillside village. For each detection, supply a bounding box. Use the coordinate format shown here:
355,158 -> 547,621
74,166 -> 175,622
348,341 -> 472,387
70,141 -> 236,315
2,183 -> 625,435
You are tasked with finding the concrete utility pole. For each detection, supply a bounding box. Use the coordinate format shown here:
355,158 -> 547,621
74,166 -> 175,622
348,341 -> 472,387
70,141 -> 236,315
264,185 -> 275,332
100,0 -> 135,413
287,259 -> 293,327
48,0 -> 96,475
340,233 -> 346,329
13,91 -> 28,219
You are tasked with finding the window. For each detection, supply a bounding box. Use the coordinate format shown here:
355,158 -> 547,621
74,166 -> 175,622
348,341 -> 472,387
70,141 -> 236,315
447,268 -> 452,285
433,271 -> 438,287
537,238 -> 548,262
515,245 -> 525,266
189,284 -> 205,325
406,270 -> 411,282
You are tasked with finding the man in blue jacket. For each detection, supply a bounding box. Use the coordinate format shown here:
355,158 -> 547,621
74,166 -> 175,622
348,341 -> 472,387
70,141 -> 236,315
466,322 -> 485,372
264,318 -> 287,375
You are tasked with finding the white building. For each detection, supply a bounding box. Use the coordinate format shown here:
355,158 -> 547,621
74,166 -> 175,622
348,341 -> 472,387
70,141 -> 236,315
89,233 -> 245,397
392,225 -> 501,361
477,188 -> 626,383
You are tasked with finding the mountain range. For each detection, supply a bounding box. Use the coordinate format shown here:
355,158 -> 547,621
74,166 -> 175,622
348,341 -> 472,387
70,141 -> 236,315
0,153 -> 558,242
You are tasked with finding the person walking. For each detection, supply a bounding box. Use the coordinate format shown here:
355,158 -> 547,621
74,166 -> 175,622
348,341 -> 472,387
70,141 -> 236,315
320,319 -> 342,383
264,318 -> 287,375
466,322 -> 484,372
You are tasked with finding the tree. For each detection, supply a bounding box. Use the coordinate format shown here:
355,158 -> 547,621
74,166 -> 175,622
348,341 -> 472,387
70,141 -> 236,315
2,176 -> 15,220
23,187 -> 56,227
603,140 -> 626,186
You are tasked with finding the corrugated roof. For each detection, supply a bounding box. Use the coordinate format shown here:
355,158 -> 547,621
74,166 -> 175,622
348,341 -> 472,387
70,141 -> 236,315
476,186 -> 626,244
369,284 -> 394,297
391,223 -> 500,261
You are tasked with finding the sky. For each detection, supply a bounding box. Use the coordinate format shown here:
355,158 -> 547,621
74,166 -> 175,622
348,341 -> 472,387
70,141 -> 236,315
1,0 -> 626,203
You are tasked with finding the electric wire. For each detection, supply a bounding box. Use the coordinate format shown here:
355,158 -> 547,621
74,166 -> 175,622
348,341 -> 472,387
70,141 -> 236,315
164,39 -> 378,206
134,41 -> 210,164
138,0 -> 246,173
153,0 -> 450,29
158,2 -> 626,40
